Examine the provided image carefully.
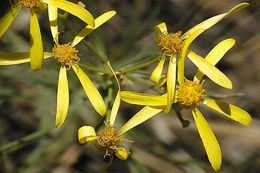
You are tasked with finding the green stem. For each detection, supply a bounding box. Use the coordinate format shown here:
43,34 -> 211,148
120,56 -> 159,73
126,74 -> 164,94
78,63 -> 110,74
206,92 -> 244,99
0,128 -> 54,154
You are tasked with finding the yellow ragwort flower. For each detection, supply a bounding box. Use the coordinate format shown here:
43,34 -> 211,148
0,0 -> 96,70
78,62 -> 160,161
121,38 -> 252,171
0,11 -> 117,127
150,2 -> 249,112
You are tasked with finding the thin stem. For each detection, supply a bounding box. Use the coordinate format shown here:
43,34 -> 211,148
206,92 -> 244,99
175,110 -> 190,128
0,128 -> 54,154
126,74 -> 164,94
78,63 -> 110,74
120,56 -> 159,73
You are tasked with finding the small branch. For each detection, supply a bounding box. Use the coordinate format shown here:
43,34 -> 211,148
78,63 -> 110,74
126,74 -> 164,94
175,110 -> 190,128
120,56 -> 159,73
206,92 -> 244,99
0,128 -> 54,154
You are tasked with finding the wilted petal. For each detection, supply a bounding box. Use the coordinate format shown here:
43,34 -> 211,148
72,66 -> 106,116
157,73 -> 167,86
56,66 -> 69,127
192,108 -> 222,171
194,39 -> 235,81
187,50 -> 232,89
72,11 -> 116,47
150,56 -> 166,85
0,4 -> 21,38
121,91 -> 167,106
182,3 -> 249,39
78,126 -> 97,144
43,0 -> 95,27
165,56 -> 177,113
30,10 -> 43,71
203,99 -> 252,126
119,106 -> 163,135
0,52 -> 52,65
115,147 -> 130,160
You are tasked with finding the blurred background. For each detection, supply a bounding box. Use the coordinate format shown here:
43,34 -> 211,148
0,0 -> 259,172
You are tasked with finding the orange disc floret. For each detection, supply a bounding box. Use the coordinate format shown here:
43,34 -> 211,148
52,44 -> 80,69
157,32 -> 183,55
176,80 -> 205,107
19,0 -> 41,9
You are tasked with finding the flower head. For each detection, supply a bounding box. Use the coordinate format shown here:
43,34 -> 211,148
157,31 -> 183,56
121,37 -> 252,171
150,3 -> 249,113
176,80 -> 205,107
0,0 -> 97,70
77,62 -> 164,162
0,10 -> 117,127
52,44 -> 80,69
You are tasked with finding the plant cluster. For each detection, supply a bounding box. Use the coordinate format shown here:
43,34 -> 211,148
0,1 -> 252,171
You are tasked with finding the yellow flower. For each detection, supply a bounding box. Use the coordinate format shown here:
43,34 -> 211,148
121,39 -> 252,171
78,62 -> 163,161
0,0 -> 96,70
0,11 -> 117,127
150,2 -> 249,113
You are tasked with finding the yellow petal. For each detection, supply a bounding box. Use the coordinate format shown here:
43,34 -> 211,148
0,4 -> 21,38
194,39 -> 235,81
165,56 -> 177,113
48,4 -> 58,43
107,61 -> 121,125
192,108 -> 222,171
72,66 -> 106,116
30,10 -> 43,71
56,66 -> 69,127
42,0 -> 95,27
107,61 -> 121,90
119,106 -> 163,135
150,56 -> 166,85
78,126 -> 97,144
155,22 -> 168,40
187,50 -> 232,89
203,99 -> 252,126
115,147 -> 130,160
72,11 -> 116,47
0,52 -> 52,65
182,3 -> 249,39
121,91 -> 167,106
110,91 -> 121,125
157,73 -> 167,86
178,29 -> 204,84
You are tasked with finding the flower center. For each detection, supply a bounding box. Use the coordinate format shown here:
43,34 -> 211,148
158,32 -> 183,55
176,80 -> 205,107
97,123 -> 125,151
52,44 -> 80,69
19,0 -> 41,9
